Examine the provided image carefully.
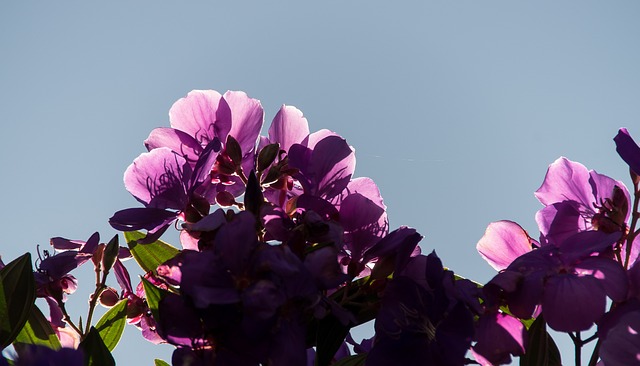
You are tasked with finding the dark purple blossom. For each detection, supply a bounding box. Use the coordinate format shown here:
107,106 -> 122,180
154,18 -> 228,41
366,252 -> 475,366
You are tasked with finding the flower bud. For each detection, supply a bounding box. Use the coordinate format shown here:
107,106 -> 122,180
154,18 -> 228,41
101,235 -> 119,273
99,287 -> 120,308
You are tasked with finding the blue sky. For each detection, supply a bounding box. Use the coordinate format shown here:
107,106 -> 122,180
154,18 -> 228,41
1,1 -> 639,364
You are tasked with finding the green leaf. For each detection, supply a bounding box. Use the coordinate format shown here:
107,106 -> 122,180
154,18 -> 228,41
154,360 -> 170,366
13,305 -> 61,351
314,314 -> 351,366
124,231 -> 180,273
79,327 -> 115,366
332,354 -> 367,366
141,277 -> 168,322
0,253 -> 36,349
95,299 -> 128,351
519,315 -> 562,366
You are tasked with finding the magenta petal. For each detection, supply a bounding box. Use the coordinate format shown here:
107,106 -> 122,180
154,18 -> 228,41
309,135 -> 355,199
543,274 -> 606,332
574,257 -> 628,302
559,230 -> 621,263
50,237 -> 85,251
476,221 -> 534,271
472,312 -> 526,365
534,157 -> 595,208
535,202 -> 585,246
124,148 -> 191,210
169,90 -> 232,146
588,170 -> 630,221
224,90 -> 264,155
144,127 -> 202,163
600,309 -> 640,366
109,207 -> 177,232
614,128 -> 640,176
269,105 -> 310,153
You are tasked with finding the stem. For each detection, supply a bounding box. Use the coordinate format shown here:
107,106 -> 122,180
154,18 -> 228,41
57,300 -> 83,336
83,266 -> 108,336
587,339 -> 601,366
570,332 -> 582,366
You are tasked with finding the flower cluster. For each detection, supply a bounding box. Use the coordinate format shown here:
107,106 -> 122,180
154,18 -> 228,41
1,90 -> 639,366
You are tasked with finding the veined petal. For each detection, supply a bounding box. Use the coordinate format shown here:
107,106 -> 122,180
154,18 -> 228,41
472,312 -> 526,365
268,105 -> 310,153
124,147 -> 191,210
543,274 -> 606,332
559,230 -> 621,263
309,135 -> 355,200
534,157 -> 595,208
614,128 -> 640,176
144,127 -> 202,164
476,221 -> 534,271
535,202 -> 585,246
574,257 -> 628,302
169,90 -> 232,146
224,90 -> 264,156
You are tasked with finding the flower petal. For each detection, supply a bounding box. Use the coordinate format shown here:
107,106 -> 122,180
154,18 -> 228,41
144,127 -> 202,164
169,90 -> 232,146
476,221 -> 534,271
268,105 -> 310,153
224,90 -> 264,156
124,148 -> 191,210
543,274 -> 606,332
534,157 -> 595,208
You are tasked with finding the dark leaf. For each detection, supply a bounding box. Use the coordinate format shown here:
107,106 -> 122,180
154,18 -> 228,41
520,315 -> 562,366
257,143 -> 280,172
0,253 -> 36,349
225,135 -> 243,166
333,354 -> 367,366
244,170 -> 264,216
315,314 -> 351,366
79,327 -> 115,366
101,235 -> 119,274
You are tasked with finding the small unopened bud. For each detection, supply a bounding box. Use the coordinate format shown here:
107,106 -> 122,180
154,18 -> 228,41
99,287 -> 120,308
215,191 -> 236,207
101,235 -> 119,273
91,244 -> 105,269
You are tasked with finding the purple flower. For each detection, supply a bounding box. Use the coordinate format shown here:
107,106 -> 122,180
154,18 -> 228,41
109,144 -> 218,245
146,90 -> 263,197
9,345 -> 84,366
153,211 -> 318,364
366,252 -> 475,366
534,157 -> 630,246
486,230 -> 627,332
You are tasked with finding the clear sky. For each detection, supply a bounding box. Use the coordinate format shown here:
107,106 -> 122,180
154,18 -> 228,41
1,1 -> 639,364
